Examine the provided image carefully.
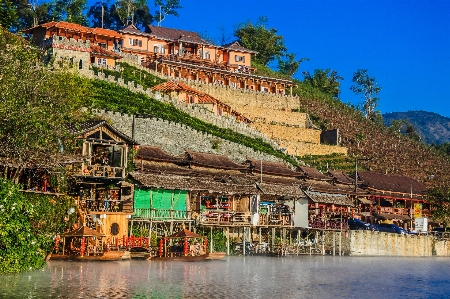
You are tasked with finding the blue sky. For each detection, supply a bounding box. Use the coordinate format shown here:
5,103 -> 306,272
158,0 -> 450,117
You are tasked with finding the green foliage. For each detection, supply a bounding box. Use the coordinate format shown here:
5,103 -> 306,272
234,16 -> 287,66
154,0 -> 181,27
92,62 -> 165,89
350,69 -> 382,121
428,187 -> 450,226
88,79 -> 297,166
51,0 -> 88,25
434,143 -> 450,156
251,61 -> 292,80
0,178 -> 76,273
0,0 -> 18,30
298,153 -> 359,173
195,227 -> 226,252
0,28 -> 90,174
303,68 -> 343,98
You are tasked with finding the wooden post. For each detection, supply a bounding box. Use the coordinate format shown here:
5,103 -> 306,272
242,226 -> 246,256
272,227 -> 276,250
149,221 -> 152,248
210,226 -> 213,253
339,231 -> 342,256
259,227 -> 262,253
333,232 -> 336,256
226,227 -> 229,256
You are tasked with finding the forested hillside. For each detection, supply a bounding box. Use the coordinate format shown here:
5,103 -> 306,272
383,111 -> 450,145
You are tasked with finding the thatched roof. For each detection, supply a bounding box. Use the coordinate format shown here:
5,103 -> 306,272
130,172 -> 256,194
136,146 -> 182,163
183,150 -> 247,170
167,229 -> 204,239
66,120 -> 138,145
297,166 -> 331,181
328,170 -> 355,185
256,183 -> 304,197
63,226 -> 104,237
245,159 -> 302,177
303,190 -> 354,206
357,171 -> 426,195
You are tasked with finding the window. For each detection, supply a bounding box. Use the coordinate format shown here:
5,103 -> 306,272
110,223 -> 119,236
154,45 -> 165,54
199,50 -> 210,59
97,58 -> 106,66
235,55 -> 245,62
129,38 -> 142,46
98,42 -> 107,49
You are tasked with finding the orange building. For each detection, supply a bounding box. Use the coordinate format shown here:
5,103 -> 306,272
24,22 -> 294,94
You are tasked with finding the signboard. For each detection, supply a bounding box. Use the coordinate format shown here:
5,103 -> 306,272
415,217 -> 428,233
414,202 -> 422,218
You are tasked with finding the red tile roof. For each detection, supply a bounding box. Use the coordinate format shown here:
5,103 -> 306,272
90,44 -> 121,58
23,21 -> 90,34
90,27 -> 122,38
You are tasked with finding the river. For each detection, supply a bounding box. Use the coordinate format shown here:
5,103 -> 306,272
1,256 -> 450,298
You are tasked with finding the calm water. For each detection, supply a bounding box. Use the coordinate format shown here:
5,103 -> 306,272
1,256 -> 450,299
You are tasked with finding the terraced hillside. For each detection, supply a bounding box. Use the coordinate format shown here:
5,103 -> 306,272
293,90 -> 450,189
152,75 -> 449,190
182,81 -> 348,157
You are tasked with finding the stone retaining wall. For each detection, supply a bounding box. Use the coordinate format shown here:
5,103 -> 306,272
97,110 -> 286,164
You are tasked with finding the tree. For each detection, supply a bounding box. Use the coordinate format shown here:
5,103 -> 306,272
234,16 -> 287,66
51,0 -> 88,25
303,68 -> 343,98
350,69 -> 382,121
87,0 -> 121,29
277,54 -> 308,77
0,178 -> 76,273
154,0 -> 181,27
428,187 -> 450,227
0,28 -> 90,180
388,119 -> 421,142
0,0 -> 19,30
11,0 -> 52,31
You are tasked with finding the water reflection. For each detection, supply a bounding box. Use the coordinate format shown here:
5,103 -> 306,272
1,256 -> 450,298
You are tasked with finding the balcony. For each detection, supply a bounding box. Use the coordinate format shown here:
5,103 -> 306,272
133,208 -> 188,221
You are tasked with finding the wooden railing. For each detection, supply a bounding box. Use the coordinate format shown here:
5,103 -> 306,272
133,208 -> 187,220
201,211 -> 251,225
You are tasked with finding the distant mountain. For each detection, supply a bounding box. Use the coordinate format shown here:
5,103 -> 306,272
383,111 -> 450,145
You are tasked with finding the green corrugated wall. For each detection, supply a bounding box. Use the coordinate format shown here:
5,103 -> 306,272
134,188 -> 187,210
